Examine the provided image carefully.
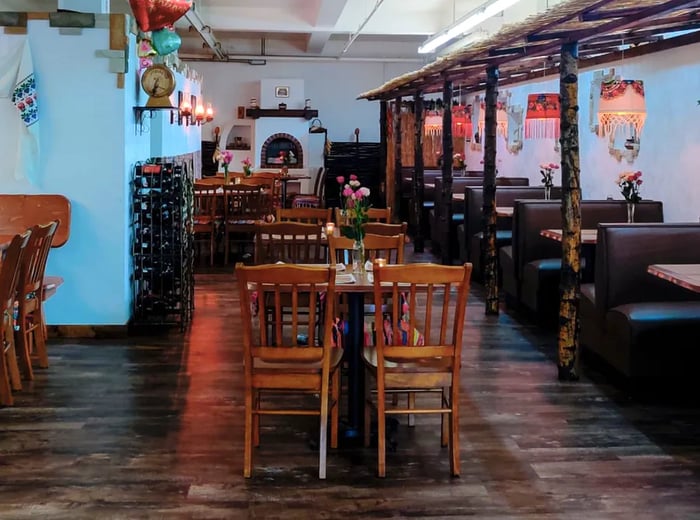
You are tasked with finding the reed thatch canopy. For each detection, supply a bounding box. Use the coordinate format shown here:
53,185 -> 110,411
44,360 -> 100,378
359,0 -> 700,100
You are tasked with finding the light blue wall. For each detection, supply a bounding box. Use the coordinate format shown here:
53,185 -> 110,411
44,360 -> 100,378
0,20 -> 201,326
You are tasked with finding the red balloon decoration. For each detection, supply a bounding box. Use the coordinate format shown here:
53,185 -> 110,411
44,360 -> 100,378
129,0 -> 192,33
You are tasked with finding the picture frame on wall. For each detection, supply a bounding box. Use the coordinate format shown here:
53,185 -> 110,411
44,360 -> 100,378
275,86 -> 289,98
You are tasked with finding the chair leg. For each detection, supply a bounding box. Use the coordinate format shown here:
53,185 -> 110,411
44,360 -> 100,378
33,318 -> 49,369
441,388 -> 449,447
0,336 -> 13,407
408,392 -> 416,427
253,391 -> 261,447
330,368 -> 339,449
449,385 -> 460,477
224,230 -> 230,266
5,330 -> 22,392
15,319 -> 34,381
377,385 -> 386,478
244,386 -> 254,478
318,372 -> 330,480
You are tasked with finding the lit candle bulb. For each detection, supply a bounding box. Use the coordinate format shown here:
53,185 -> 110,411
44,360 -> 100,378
325,222 -> 335,236
205,103 -> 214,122
194,103 -> 205,124
375,258 -> 387,268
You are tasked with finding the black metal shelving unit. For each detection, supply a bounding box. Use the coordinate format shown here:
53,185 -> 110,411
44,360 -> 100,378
131,160 -> 194,331
324,142 -> 382,208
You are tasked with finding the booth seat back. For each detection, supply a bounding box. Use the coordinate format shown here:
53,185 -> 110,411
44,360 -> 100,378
465,187 -> 561,249
512,199 -> 664,282
595,223 -> 700,314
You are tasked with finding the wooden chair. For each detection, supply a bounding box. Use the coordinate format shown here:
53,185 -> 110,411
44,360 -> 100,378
276,207 -> 332,225
254,222 -> 326,264
236,263 -> 343,479
291,167 -> 326,208
0,231 -> 30,406
193,183 -> 220,265
251,172 -> 283,208
363,263 -> 472,477
223,185 -> 270,265
15,221 -> 58,380
334,206 -> 392,224
362,222 -> 408,237
327,233 -> 405,266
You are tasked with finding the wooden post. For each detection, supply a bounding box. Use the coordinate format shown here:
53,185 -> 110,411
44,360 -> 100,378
439,79 -> 453,265
483,66 -> 499,315
413,92 -> 425,252
558,41 -> 582,381
393,97 -> 403,235
380,99 -> 390,213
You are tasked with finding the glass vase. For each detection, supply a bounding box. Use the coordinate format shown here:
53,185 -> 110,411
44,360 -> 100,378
544,186 -> 551,200
223,166 -> 229,185
626,202 -> 636,223
351,238 -> 365,274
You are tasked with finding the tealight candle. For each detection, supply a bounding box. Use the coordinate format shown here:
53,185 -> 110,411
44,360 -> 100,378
375,258 -> 387,268
325,222 -> 335,236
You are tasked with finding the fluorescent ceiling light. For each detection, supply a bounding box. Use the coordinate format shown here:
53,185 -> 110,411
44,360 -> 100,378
418,0 -> 524,54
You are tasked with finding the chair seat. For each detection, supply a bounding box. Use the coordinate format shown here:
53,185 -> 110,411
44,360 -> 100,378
254,348 -> 344,371
362,346 -> 452,371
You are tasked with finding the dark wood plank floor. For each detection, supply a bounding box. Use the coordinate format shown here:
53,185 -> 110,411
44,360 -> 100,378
2,252 -> 700,518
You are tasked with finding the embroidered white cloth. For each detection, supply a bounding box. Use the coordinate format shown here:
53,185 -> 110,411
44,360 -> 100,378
0,38 -> 39,181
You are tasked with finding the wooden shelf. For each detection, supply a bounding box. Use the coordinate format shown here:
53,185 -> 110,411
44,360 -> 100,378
245,108 -> 318,120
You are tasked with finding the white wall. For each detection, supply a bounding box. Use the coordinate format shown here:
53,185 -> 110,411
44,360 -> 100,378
465,42 -> 700,223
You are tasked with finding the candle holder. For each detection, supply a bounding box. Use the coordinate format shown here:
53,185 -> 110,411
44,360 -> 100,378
325,222 -> 335,237
375,258 -> 387,269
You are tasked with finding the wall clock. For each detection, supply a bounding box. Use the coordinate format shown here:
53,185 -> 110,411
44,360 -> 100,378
140,64 -> 176,108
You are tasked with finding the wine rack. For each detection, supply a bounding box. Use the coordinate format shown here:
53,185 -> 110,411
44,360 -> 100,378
131,160 -> 194,331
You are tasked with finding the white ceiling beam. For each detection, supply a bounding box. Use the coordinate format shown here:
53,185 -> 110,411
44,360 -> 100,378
305,0 -> 349,53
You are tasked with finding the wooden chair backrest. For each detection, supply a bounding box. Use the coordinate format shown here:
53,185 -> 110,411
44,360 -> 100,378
223,185 -> 271,221
0,231 -> 30,319
19,221 -> 59,300
276,207 -> 332,225
371,262 -> 472,366
362,222 -> 408,236
192,185 -> 218,223
254,222 -> 326,264
334,207 -> 391,224
328,233 -> 405,265
236,263 -> 336,359
0,195 -> 70,247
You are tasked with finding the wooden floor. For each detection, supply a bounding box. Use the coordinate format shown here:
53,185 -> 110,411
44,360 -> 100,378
2,250 -> 700,518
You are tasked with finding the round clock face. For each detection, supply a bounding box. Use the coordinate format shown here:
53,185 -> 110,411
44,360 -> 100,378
141,64 -> 176,98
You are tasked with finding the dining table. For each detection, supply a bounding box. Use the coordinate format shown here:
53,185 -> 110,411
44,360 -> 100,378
647,264 -> 700,293
540,228 -> 598,282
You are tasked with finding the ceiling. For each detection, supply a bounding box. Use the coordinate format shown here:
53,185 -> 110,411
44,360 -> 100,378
175,0 -> 560,63
2,0 -> 564,62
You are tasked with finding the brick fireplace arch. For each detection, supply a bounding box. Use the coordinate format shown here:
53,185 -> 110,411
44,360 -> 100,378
260,133 -> 304,168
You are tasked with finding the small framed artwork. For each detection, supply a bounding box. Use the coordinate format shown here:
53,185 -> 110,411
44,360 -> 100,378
237,106 -> 246,119
275,86 -> 289,98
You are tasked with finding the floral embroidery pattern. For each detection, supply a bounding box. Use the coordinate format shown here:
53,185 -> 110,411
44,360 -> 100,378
13,74 -> 38,127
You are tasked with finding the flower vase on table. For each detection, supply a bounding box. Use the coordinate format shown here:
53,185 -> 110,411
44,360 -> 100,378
352,239 -> 365,274
616,170 -> 643,223
242,157 -> 253,177
336,174 -> 371,274
214,148 -> 234,184
540,163 -> 559,200
223,166 -> 229,185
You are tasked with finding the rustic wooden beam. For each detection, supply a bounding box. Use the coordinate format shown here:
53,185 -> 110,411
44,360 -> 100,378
379,99 -> 390,216
413,92 -> 425,253
439,80 -> 453,265
558,41 -> 582,381
393,96 -> 404,240
483,66 -> 499,315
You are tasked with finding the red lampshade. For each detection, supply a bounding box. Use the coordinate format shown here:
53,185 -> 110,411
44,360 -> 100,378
525,93 -> 560,139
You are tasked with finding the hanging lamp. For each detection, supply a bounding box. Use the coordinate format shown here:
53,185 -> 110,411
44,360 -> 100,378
524,93 -> 560,139
452,105 -> 471,137
477,97 -> 508,138
597,78 -> 646,140
424,109 -> 443,136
